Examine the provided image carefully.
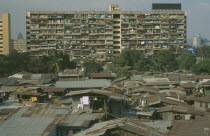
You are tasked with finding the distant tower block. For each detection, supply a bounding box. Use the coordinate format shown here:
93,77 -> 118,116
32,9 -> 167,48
192,34 -> 201,47
17,32 -> 24,39
109,4 -> 120,11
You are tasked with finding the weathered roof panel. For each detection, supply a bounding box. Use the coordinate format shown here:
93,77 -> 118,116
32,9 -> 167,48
168,119 -> 210,136
0,86 -> 19,93
0,78 -> 18,86
55,79 -> 111,88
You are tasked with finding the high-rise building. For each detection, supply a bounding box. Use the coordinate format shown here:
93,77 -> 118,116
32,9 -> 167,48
26,4 -> 186,61
192,34 -> 201,47
17,32 -> 24,39
0,13 -> 11,55
11,39 -> 27,53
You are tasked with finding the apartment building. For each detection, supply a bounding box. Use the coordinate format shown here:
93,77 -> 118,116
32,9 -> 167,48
26,4 -> 186,61
11,39 -> 27,53
0,13 -> 11,55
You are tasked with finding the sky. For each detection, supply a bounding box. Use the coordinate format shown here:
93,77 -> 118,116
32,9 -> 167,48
0,0 -> 210,40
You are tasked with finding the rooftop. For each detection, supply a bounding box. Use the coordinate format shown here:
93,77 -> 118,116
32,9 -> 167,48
89,73 -> 116,78
0,78 -> 18,86
185,96 -> 210,103
55,79 -> 111,88
72,118 -> 164,136
157,105 -> 206,115
66,89 -> 127,99
169,118 -> 210,136
0,103 -> 105,136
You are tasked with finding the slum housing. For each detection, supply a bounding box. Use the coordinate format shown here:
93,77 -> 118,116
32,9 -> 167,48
1,70 -> 210,136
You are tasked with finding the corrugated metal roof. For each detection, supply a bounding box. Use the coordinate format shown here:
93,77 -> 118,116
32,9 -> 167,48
66,89 -> 127,99
67,89 -> 112,96
59,113 -> 105,127
72,118 -> 164,136
142,81 -> 179,86
0,104 -> 72,136
18,79 -> 53,85
0,108 -> 56,136
157,105 -> 206,115
0,103 -> 106,136
89,73 -> 116,78
20,74 -> 57,80
0,78 -> 18,86
55,79 -> 111,88
128,86 -> 160,94
147,96 -> 187,106
42,86 -> 66,92
185,96 -> 210,103
0,86 -> 19,93
169,119 -> 210,136
180,82 -> 197,89
142,120 -> 172,134
143,78 -> 170,83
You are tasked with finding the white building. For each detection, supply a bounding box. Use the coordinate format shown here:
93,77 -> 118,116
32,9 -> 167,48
192,34 -> 201,47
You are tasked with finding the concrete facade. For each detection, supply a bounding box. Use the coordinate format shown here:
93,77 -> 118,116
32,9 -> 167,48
11,39 -> 27,52
26,4 -> 186,61
192,34 -> 201,47
0,13 -> 11,55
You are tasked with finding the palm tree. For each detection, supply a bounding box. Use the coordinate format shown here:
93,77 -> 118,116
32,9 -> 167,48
49,53 -> 64,74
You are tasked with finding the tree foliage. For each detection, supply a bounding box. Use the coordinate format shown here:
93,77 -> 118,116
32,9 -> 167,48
82,61 -> 103,74
0,50 -> 77,77
192,58 -> 210,75
133,58 -> 151,71
0,51 -> 30,77
49,52 -> 77,73
177,50 -> 196,70
196,46 -> 210,58
0,55 -> 10,77
113,49 -> 150,71
116,69 -> 131,78
152,50 -> 178,72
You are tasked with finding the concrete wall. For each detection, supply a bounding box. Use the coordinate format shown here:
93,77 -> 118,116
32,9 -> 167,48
161,112 -> 174,120
194,101 -> 202,109
194,101 -> 210,110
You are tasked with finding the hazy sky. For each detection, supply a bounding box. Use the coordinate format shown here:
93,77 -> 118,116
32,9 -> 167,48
0,0 -> 209,39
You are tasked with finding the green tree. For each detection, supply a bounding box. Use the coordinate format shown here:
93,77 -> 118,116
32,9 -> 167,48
120,49 -> 145,67
0,50 -> 76,75
177,50 -> 196,70
7,51 -> 30,74
0,55 -> 10,77
192,58 -> 210,75
196,46 -> 210,58
49,53 -> 64,74
27,56 -> 52,73
116,69 -> 131,78
133,58 -> 151,71
48,51 -> 77,73
112,49 -> 150,70
112,55 -> 127,67
82,61 -> 103,74
59,53 -> 76,69
152,50 -> 178,72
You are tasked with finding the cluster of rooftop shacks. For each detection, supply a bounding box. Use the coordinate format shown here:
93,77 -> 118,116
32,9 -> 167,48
1,69 -> 210,136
